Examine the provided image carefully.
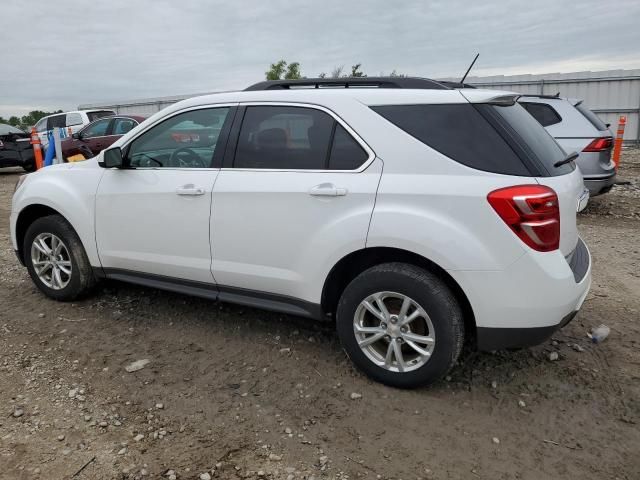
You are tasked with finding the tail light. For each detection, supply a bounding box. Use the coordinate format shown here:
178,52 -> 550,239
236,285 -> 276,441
487,185 -> 560,252
582,137 -> 613,152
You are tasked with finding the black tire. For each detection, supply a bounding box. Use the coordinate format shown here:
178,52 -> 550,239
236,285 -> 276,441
22,161 -> 36,173
23,214 -> 97,301
336,262 -> 464,388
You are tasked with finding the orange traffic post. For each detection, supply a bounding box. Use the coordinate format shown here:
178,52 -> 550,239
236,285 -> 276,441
611,116 -> 626,169
30,127 -> 44,170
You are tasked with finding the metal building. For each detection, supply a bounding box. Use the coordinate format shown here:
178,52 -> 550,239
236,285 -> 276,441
79,69 -> 640,142
78,92 -> 221,117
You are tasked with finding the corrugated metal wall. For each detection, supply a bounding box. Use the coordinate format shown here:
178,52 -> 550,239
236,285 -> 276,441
444,69 -> 640,142
79,69 -> 640,143
78,92 -> 219,117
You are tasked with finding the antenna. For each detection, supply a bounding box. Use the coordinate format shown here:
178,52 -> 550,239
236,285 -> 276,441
460,53 -> 479,85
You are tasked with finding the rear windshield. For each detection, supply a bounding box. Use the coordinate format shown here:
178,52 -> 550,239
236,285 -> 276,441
87,111 -> 115,122
575,103 -> 608,131
371,104 -> 530,176
478,103 -> 573,176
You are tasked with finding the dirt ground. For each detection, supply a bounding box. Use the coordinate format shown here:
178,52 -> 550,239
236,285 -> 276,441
1,150 -> 639,480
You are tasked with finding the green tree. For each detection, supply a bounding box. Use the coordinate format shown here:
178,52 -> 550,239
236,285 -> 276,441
266,60 -> 287,80
350,63 -> 366,77
284,62 -> 302,80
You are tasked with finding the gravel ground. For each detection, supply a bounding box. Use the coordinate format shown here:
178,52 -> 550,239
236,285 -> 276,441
1,150 -> 639,480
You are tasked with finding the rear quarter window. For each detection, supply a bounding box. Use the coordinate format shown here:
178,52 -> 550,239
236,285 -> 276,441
520,102 -> 562,127
371,104 -> 531,176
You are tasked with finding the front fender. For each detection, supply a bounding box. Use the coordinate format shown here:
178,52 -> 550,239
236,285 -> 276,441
11,161 -> 103,266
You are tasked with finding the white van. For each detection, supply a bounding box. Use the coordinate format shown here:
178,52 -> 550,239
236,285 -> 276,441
34,110 -> 116,147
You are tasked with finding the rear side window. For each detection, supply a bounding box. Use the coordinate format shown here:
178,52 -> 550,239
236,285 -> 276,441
112,117 -> 137,135
234,106 -> 368,170
520,102 -> 562,127
371,104 -> 530,176
480,103 -> 572,176
575,103 -> 608,131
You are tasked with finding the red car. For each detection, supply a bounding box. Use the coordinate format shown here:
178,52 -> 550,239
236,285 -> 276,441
61,115 -> 145,161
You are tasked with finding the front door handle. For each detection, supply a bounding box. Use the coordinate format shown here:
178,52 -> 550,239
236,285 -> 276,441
309,183 -> 348,197
176,184 -> 205,196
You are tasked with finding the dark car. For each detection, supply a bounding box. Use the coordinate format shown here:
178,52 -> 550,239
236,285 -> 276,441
0,123 -> 35,172
61,115 -> 145,161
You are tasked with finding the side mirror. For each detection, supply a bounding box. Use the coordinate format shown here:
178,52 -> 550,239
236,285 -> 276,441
72,132 -> 81,140
99,147 -> 124,168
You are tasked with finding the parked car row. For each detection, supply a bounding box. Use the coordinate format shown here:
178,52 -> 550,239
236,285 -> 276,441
1,112 -> 145,171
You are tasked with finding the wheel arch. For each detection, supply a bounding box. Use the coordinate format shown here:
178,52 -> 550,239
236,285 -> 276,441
321,247 -> 476,343
15,204 -> 77,264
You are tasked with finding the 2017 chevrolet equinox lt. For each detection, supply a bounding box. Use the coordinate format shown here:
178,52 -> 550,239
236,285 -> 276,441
10,77 -> 591,388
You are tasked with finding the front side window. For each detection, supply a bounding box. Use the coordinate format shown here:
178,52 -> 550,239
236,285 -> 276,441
520,102 -> 562,127
35,118 -> 47,132
234,106 -> 368,170
66,113 -> 84,127
127,107 -> 230,168
112,118 -> 137,135
82,119 -> 111,138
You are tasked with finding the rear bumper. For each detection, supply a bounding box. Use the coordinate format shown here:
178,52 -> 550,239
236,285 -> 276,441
476,311 -> 578,351
584,171 -> 616,196
449,237 -> 591,351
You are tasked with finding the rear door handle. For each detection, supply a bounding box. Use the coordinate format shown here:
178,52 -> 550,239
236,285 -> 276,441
176,184 -> 205,196
309,183 -> 348,197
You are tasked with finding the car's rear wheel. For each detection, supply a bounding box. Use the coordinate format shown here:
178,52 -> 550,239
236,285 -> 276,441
336,262 -> 464,388
24,215 -> 96,301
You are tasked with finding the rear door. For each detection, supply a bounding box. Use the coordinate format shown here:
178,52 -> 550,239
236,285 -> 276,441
210,104 -> 381,302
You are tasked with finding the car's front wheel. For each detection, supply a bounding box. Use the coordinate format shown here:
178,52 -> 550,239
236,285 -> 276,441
336,263 -> 464,388
24,215 -> 96,301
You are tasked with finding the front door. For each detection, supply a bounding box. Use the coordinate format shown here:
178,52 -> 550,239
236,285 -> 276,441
95,106 -> 234,283
211,104 -> 381,303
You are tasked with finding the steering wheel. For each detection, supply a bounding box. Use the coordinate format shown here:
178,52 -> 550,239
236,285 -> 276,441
169,147 -> 206,168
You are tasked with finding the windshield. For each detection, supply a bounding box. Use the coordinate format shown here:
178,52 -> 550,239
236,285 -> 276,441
480,102 -> 574,176
0,124 -> 24,135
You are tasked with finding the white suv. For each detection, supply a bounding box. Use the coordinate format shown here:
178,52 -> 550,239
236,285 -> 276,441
10,78 -> 591,388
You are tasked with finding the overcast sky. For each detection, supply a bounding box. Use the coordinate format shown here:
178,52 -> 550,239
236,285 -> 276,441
2,0 -> 640,118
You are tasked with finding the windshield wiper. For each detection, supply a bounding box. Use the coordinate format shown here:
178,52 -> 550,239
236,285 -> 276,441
554,151 -> 579,168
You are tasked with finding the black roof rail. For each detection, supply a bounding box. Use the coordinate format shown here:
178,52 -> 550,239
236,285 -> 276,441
244,77 -> 451,91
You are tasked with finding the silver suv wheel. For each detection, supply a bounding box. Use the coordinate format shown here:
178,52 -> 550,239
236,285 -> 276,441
30,233 -> 72,290
353,291 -> 436,373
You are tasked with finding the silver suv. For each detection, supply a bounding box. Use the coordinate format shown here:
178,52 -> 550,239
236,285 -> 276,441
519,95 -> 615,196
